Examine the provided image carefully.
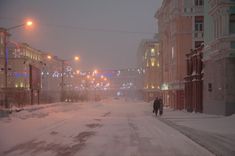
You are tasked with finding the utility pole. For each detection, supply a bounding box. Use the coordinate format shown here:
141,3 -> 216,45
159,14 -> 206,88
2,28 -> 10,108
61,60 -> 65,102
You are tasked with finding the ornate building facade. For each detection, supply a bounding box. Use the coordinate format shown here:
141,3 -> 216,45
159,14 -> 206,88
203,0 -> 235,115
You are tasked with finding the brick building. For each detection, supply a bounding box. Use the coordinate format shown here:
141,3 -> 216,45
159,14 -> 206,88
156,0 -> 204,109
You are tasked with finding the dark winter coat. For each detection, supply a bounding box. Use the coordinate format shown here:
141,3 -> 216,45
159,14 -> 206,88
153,98 -> 160,111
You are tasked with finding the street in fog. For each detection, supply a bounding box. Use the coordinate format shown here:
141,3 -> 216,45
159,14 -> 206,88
1,0 -> 235,156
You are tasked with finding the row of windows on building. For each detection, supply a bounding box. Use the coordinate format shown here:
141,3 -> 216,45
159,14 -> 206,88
195,0 -> 204,6
144,84 -> 161,90
146,58 -> 160,67
144,48 -> 161,67
8,47 -> 42,61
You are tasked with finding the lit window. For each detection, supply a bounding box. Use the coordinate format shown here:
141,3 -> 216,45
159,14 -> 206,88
146,84 -> 149,89
144,52 -> 147,59
157,63 -> 160,67
151,58 -> 156,67
20,82 -> 24,88
151,48 -> 155,56
15,83 -> 18,88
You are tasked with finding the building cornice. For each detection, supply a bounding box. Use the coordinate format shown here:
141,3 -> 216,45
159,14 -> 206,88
209,0 -> 235,16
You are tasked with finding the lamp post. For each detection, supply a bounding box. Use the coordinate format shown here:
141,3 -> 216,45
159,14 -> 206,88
47,55 -> 80,102
2,20 -> 33,108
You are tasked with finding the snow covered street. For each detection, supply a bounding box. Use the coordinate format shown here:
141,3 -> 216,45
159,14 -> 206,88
0,99 -> 215,156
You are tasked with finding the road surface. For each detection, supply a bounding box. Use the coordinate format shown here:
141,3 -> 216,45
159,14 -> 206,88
0,99 -> 213,156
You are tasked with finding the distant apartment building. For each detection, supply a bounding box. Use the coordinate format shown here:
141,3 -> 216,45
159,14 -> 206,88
156,0 -> 204,109
203,0 -> 235,115
137,38 -> 162,102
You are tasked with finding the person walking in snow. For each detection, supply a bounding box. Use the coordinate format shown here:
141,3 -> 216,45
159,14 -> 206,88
159,98 -> 163,116
153,97 -> 160,116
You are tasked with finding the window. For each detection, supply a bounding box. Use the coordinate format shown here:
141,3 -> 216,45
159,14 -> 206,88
208,83 -> 212,92
144,51 -> 147,59
195,16 -> 204,31
151,48 -> 155,56
151,58 -> 156,67
146,60 -> 149,67
171,47 -> 174,59
229,14 -> 235,34
195,0 -> 204,6
0,36 -> 3,44
231,41 -> 235,49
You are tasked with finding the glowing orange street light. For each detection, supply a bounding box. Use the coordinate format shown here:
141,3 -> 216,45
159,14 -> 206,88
76,70 -> 80,74
26,20 -> 33,27
74,56 -> 80,61
7,19 -> 34,31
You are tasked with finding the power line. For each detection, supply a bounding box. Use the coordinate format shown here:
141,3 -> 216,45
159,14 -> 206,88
0,17 -> 156,35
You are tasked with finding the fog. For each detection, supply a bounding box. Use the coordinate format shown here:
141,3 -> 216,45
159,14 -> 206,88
0,0 -> 163,70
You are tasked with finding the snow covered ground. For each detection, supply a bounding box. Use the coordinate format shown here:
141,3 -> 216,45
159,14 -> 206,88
160,109 -> 235,156
0,98 -> 232,156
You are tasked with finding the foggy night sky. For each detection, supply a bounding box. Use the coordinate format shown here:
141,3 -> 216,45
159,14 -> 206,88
0,0 -> 163,70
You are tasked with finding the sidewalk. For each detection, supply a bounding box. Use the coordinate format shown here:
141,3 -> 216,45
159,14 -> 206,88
159,109 -> 235,156
0,102 -> 64,118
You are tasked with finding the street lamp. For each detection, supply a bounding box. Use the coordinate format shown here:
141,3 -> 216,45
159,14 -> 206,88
74,56 -> 80,61
46,55 -> 80,102
2,20 -> 33,108
7,20 -> 33,31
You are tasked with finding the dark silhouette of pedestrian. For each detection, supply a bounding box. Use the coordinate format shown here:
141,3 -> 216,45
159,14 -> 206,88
159,98 -> 163,116
153,97 -> 160,116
